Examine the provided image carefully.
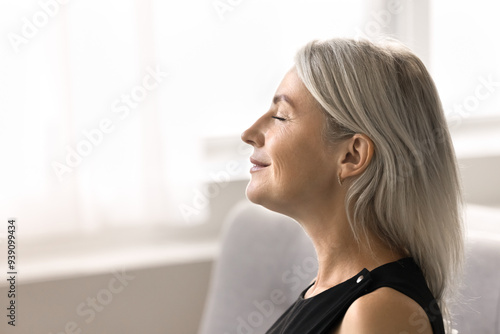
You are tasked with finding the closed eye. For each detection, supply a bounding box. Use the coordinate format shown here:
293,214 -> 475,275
272,116 -> 286,121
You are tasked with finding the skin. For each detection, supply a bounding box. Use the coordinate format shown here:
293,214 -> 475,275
241,68 -> 433,334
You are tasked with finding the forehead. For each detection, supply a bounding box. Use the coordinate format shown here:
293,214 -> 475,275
274,68 -> 320,110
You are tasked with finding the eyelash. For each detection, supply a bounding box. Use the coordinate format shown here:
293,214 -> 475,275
272,116 -> 286,121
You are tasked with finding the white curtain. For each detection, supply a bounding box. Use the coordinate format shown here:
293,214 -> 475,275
0,0 -> 368,239
430,0 -> 500,120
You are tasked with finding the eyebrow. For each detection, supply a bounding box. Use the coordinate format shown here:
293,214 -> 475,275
272,94 -> 294,108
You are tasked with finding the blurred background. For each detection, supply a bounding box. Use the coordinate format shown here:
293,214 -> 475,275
0,0 -> 499,333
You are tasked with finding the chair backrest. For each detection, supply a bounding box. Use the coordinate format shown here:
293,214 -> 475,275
198,202 -> 500,334
198,201 -> 316,334
451,205 -> 500,334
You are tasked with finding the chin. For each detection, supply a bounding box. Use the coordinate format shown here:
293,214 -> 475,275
245,181 -> 263,205
246,181 -> 277,211
245,181 -> 290,216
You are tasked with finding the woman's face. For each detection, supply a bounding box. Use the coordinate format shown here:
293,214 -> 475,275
241,68 -> 340,217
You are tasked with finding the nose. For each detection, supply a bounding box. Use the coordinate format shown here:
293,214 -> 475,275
241,116 -> 265,148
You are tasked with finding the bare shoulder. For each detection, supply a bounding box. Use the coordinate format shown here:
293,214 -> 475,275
334,287 -> 433,334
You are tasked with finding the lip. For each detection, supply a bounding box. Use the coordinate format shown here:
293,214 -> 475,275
250,157 -> 270,173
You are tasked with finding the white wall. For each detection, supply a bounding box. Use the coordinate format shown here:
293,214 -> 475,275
0,261 -> 212,334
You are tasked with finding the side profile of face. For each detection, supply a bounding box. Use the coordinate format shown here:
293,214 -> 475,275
241,68 -> 342,218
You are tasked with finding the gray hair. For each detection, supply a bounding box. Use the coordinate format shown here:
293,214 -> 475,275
295,38 -> 463,327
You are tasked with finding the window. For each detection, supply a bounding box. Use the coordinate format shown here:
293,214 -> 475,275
1,0 -> 370,242
430,0 -> 500,122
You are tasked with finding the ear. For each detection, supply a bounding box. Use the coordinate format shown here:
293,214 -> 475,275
338,134 -> 374,182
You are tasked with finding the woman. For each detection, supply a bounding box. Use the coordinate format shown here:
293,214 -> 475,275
241,38 -> 463,334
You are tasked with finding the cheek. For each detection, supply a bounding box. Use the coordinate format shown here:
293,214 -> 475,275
275,135 -> 333,187
269,138 -> 313,190
267,134 -> 296,180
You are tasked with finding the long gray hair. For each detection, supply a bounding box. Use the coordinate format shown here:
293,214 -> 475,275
295,38 -> 463,328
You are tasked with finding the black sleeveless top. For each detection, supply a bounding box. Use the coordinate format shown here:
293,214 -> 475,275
266,257 -> 445,334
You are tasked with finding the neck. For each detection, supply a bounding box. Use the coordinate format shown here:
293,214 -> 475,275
294,199 -> 404,298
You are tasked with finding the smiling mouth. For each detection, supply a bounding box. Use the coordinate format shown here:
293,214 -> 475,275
250,157 -> 270,173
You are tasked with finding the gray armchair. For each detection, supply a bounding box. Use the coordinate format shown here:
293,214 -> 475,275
198,201 -> 500,334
